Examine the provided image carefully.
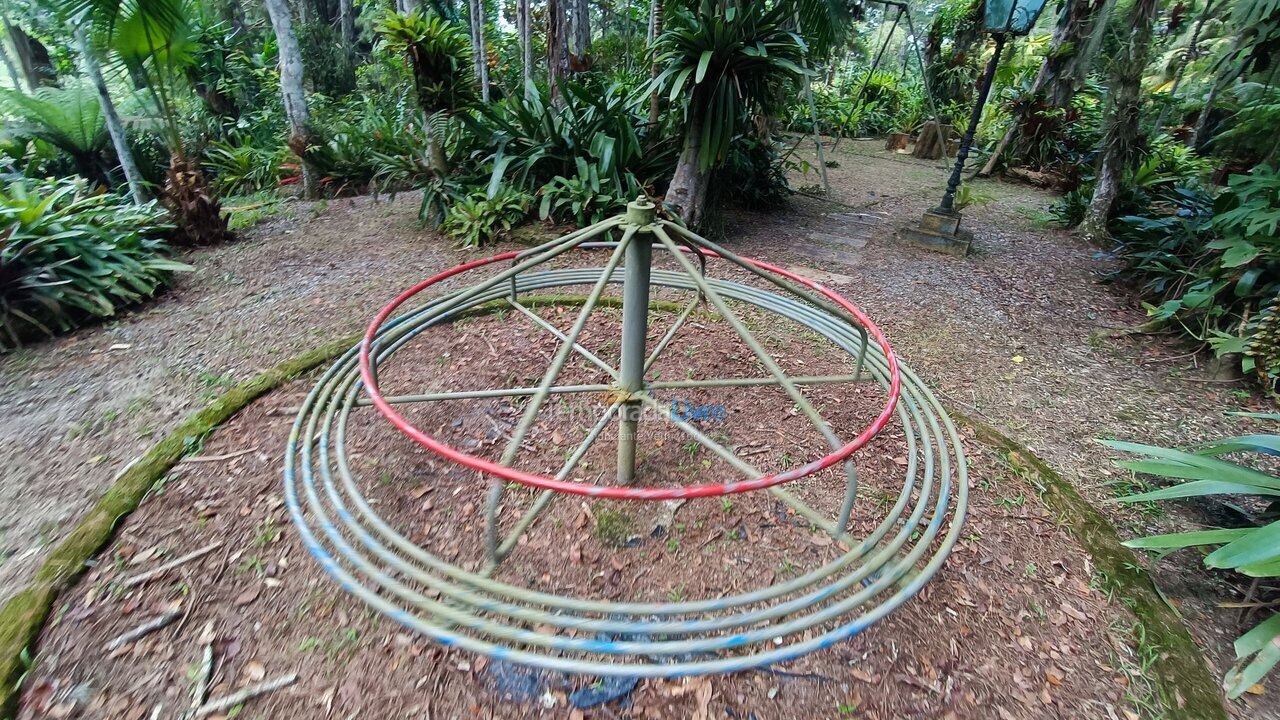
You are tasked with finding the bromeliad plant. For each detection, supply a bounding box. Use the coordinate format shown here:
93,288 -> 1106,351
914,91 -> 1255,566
0,176 -> 187,350
440,190 -> 531,248
1103,424 -> 1280,698
651,2 -> 809,227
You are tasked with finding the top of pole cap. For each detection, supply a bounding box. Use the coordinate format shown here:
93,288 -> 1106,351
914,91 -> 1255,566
626,196 -> 656,226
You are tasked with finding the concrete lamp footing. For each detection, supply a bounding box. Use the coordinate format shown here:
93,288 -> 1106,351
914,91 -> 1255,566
899,209 -> 972,256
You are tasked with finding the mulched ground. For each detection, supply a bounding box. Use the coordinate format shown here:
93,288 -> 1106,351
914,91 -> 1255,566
3,139 -> 1277,717
22,305 -> 1142,720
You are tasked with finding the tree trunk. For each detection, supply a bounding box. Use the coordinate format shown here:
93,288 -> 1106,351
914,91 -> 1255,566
1079,0 -> 1158,241
398,0 -> 420,14
569,0 -> 590,67
76,26 -> 147,205
339,0 -> 356,49
264,0 -> 319,198
547,0 -> 569,103
977,0 -> 1109,176
1154,0 -> 1217,130
0,34 -> 21,92
1190,35 -> 1246,150
666,96 -> 710,227
647,0 -> 662,125
165,154 -> 232,245
224,0 -> 248,35
469,0 -> 489,101
5,21 -> 53,90
518,0 -> 532,95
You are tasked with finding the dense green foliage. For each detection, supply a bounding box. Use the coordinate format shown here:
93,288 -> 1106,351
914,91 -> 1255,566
1107,428 -> 1280,697
0,177 -> 185,348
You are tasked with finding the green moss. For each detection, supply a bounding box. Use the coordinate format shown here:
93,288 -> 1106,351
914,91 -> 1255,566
956,411 -> 1228,720
594,510 -> 636,548
0,335 -> 358,719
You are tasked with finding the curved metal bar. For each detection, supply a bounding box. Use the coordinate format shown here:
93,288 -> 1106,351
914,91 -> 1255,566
285,208 -> 966,677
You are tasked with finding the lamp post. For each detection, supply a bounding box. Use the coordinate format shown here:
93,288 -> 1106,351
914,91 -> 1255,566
902,0 -> 1049,255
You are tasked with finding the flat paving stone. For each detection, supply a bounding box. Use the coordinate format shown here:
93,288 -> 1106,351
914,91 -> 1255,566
807,231 -> 869,249
793,243 -> 863,267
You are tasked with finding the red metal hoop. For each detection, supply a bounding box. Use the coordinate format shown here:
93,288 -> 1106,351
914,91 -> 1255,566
358,245 -> 901,500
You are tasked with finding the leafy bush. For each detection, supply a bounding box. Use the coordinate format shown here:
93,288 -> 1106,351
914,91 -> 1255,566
376,10 -> 476,115
538,156 -> 643,226
203,137 -> 285,195
0,177 -> 188,349
1112,165 -> 1280,390
440,190 -> 531,248
467,81 -> 671,199
1105,427 -> 1280,698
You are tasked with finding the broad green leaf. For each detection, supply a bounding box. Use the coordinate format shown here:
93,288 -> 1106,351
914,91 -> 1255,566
1205,521 -> 1280,572
1123,528 -> 1254,549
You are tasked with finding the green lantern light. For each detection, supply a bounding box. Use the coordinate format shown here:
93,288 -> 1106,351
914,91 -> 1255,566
984,0 -> 1050,35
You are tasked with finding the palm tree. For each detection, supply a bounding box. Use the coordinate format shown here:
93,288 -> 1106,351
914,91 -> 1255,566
0,77 -> 142,196
651,2 -> 808,227
71,0 -> 230,245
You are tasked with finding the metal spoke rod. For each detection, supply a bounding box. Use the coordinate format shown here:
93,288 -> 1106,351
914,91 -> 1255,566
483,401 -> 624,571
653,226 -> 860,533
507,298 -> 620,379
650,374 -> 865,390
662,222 -> 870,380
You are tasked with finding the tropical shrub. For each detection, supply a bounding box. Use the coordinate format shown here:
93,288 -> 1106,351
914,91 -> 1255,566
0,177 -> 187,349
468,81 -> 669,199
1105,426 -> 1280,699
1112,165 -> 1280,391
440,190 -> 531,248
203,137 -> 285,195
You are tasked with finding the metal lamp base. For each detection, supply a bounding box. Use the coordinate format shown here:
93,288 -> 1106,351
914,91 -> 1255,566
899,209 -> 972,256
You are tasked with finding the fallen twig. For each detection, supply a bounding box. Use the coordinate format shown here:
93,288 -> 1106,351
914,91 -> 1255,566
122,542 -> 223,588
104,609 -> 181,651
179,448 -> 258,463
194,673 -> 297,717
190,643 -> 215,711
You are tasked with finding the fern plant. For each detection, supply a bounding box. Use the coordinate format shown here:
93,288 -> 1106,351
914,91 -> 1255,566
0,83 -> 113,186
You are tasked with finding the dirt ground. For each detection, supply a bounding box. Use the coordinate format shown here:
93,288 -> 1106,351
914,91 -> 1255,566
3,140 -> 1276,718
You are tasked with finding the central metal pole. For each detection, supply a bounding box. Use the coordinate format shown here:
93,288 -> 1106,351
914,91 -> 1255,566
936,33 -> 1006,214
616,197 -> 655,485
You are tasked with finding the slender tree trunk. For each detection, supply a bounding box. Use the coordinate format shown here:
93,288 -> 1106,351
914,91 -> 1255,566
75,26 -> 147,204
977,0 -> 1109,176
4,21 -> 52,90
469,0 -> 489,101
1080,0 -> 1158,241
265,0 -> 319,197
666,91 -> 710,227
647,0 -> 661,125
548,0 -> 569,103
0,35 -> 21,92
225,0 -> 248,35
339,0 -> 355,49
1154,0 -> 1217,129
569,0 -> 590,66
1190,35 -> 1246,150
398,0 -> 420,14
518,0 -> 532,95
